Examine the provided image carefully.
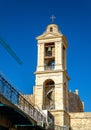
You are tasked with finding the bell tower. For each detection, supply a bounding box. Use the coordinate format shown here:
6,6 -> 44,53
34,23 -> 70,127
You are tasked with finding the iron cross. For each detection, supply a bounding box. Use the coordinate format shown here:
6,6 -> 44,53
50,15 -> 56,23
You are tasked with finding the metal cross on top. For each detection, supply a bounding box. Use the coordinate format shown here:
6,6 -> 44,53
50,15 -> 56,23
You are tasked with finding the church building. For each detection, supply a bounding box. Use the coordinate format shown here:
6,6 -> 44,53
25,23 -> 91,130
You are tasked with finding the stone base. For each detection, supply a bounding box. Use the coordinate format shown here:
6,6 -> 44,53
50,110 -> 70,130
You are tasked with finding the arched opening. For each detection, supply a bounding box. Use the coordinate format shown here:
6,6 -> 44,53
50,27 -> 53,32
44,42 -> 55,70
43,79 -> 55,110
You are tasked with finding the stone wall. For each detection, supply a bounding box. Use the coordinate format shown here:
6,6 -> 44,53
50,110 -> 70,130
69,112 -> 91,130
24,94 -> 35,105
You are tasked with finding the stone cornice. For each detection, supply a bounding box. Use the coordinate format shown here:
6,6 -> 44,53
36,33 -> 68,48
36,32 -> 63,40
50,109 -> 70,116
34,69 -> 70,80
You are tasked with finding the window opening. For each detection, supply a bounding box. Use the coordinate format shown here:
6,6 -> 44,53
50,27 -> 53,32
43,80 -> 55,110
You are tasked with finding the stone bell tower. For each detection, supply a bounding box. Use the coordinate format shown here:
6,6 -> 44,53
34,23 -> 70,127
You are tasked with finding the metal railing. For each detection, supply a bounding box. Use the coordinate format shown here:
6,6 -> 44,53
45,52 -> 52,57
44,65 -> 55,70
0,74 -> 46,125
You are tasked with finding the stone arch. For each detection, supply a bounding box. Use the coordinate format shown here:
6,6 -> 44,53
50,27 -> 53,32
43,79 -> 55,110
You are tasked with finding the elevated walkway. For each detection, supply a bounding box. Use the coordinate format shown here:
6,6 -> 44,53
0,74 -> 47,130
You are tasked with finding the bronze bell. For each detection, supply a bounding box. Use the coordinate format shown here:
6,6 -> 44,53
48,46 -> 51,51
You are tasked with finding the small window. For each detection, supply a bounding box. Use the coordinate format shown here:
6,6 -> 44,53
50,27 -> 53,32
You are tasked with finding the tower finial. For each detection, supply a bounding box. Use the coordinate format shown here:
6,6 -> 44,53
50,15 -> 56,23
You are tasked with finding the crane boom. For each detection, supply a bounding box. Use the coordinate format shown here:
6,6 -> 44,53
0,37 -> 23,65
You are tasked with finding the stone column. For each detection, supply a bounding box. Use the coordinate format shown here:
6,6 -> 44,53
55,41 -> 63,70
55,83 -> 64,110
34,85 -> 43,109
37,43 -> 44,71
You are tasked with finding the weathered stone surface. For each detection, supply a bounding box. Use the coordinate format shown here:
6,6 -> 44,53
50,110 -> 70,128
24,94 -> 35,105
68,92 -> 84,112
69,112 -> 91,130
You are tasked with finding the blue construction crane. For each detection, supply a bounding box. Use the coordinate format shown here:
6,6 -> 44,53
0,37 -> 23,65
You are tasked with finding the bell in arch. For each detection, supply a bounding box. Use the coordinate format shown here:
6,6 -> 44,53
47,46 -> 51,52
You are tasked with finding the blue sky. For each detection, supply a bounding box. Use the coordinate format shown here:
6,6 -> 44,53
0,0 -> 91,111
